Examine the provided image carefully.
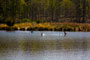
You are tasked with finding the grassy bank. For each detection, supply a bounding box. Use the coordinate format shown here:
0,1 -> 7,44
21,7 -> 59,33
0,23 -> 90,31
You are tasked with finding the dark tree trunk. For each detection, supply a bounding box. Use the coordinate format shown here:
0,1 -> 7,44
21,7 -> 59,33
82,0 -> 86,23
76,0 -> 81,23
51,8 -> 54,22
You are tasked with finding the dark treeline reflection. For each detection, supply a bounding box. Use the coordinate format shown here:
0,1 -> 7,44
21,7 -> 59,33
0,39 -> 90,53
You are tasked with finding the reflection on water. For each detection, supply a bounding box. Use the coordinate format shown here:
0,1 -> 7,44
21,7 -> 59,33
0,31 -> 90,60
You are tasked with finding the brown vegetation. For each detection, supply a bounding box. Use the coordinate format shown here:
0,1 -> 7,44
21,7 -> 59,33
0,23 -> 90,31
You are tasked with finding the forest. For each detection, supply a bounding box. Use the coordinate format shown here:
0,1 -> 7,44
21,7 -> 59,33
0,0 -> 90,24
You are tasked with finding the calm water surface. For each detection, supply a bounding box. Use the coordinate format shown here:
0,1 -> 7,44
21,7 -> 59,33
0,31 -> 90,60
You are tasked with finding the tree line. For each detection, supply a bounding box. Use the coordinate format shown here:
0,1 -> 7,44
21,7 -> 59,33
0,0 -> 90,24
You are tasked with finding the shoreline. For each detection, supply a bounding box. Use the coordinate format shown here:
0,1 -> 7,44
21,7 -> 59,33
0,23 -> 90,32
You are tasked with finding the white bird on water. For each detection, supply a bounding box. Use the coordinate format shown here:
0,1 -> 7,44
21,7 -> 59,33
41,32 -> 45,37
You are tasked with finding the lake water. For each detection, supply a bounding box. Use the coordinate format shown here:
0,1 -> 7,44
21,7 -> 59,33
0,31 -> 90,60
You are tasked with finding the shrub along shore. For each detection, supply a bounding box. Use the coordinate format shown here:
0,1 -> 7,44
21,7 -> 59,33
0,23 -> 90,32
